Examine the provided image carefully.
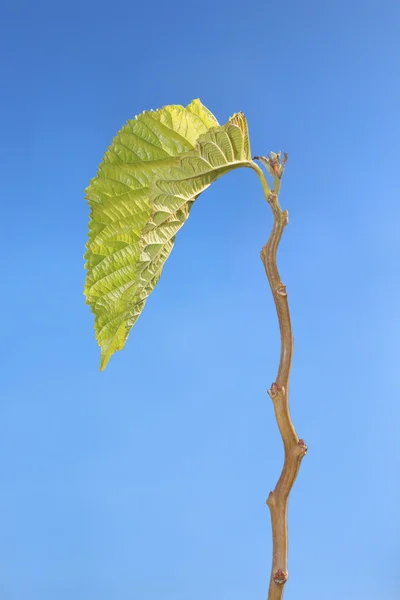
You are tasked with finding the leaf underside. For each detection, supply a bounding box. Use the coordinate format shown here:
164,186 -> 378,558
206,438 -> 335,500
85,99 -> 251,370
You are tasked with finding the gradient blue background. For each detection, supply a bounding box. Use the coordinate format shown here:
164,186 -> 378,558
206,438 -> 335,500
1,1 -> 399,599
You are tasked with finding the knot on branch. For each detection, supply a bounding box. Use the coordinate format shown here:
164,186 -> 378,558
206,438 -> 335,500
267,382 -> 285,399
273,569 -> 288,585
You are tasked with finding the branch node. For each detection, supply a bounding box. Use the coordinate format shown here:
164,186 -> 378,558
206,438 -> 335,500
267,382 -> 285,399
275,282 -> 287,297
283,209 -> 289,225
260,243 -> 268,260
297,438 -> 308,456
273,569 -> 288,585
266,489 -> 277,510
268,191 -> 278,205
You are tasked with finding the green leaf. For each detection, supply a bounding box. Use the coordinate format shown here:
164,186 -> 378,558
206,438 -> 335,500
85,100 -> 252,370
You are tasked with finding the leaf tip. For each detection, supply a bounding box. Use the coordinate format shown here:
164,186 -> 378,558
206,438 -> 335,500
99,349 -> 111,372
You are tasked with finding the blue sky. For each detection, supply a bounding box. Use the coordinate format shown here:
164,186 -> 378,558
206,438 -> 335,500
1,1 -> 399,598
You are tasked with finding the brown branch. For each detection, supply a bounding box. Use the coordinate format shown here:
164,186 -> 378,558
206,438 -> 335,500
253,156 -> 307,600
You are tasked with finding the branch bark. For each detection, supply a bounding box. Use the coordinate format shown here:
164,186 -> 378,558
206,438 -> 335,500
252,156 -> 307,600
